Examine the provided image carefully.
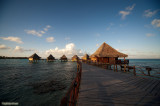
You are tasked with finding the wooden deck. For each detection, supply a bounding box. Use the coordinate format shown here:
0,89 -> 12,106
77,63 -> 160,106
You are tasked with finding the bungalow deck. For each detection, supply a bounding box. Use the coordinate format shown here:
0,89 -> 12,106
77,63 -> 160,106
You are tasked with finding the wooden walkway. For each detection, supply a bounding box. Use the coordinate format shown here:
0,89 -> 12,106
77,63 -> 160,106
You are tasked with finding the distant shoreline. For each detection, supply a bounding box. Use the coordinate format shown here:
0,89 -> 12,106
0,56 -> 28,59
0,56 -> 160,60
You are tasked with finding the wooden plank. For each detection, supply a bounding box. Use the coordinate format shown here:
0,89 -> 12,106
148,80 -> 160,93
149,81 -> 160,96
135,79 -> 150,88
140,79 -> 155,91
77,63 -> 160,106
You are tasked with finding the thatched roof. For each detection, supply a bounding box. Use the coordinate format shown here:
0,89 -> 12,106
91,42 -> 128,57
29,53 -> 41,59
72,55 -> 79,60
47,54 -> 55,60
82,54 -> 90,59
60,55 -> 67,60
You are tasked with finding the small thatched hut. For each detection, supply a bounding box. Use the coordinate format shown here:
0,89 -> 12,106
72,55 -> 79,61
60,55 -> 68,61
82,54 -> 90,62
29,53 -> 41,62
47,54 -> 55,61
90,42 -> 128,64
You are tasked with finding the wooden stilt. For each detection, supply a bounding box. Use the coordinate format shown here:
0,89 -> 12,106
124,57 -> 126,72
124,64 -> 126,72
116,64 -> 117,72
121,65 -> 122,71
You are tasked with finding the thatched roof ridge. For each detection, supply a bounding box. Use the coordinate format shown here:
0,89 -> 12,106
72,55 -> 79,60
91,42 -> 128,57
47,54 -> 55,59
60,55 -> 67,59
29,53 -> 41,59
82,54 -> 89,59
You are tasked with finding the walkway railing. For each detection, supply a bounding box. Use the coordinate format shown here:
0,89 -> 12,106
84,60 -> 160,79
133,66 -> 160,78
60,61 -> 82,106
114,64 -> 160,78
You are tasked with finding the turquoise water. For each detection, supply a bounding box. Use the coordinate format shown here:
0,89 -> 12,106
0,59 -> 160,106
0,59 -> 77,106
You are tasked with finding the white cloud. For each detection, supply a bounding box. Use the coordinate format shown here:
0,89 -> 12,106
116,48 -> 160,59
25,30 -> 42,37
116,49 -> 119,51
151,19 -> 160,27
14,46 -> 35,52
65,37 -> 70,40
144,9 -> 159,18
0,36 -> 23,44
119,4 -> 136,19
119,11 -> 130,19
0,44 -> 10,49
126,4 -> 136,11
44,25 -> 51,31
25,25 -> 51,37
46,37 -> 55,42
40,31 -> 45,34
14,46 -> 24,52
121,49 -> 128,51
146,33 -> 155,37
45,43 -> 84,58
96,44 -> 99,47
106,23 -> 114,30
66,43 -> 75,50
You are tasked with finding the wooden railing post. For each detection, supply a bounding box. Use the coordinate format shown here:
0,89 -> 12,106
133,66 -> 136,76
148,70 -> 150,76
60,97 -> 67,106
146,67 -> 152,76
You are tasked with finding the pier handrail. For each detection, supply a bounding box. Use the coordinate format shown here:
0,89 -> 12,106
133,66 -> 160,78
60,61 -> 82,106
85,61 -> 160,79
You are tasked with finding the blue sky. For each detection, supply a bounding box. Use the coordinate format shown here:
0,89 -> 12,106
0,0 -> 160,59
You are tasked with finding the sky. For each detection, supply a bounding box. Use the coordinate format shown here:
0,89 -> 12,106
0,0 -> 160,59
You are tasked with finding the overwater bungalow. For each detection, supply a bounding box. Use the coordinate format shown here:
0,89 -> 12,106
47,54 -> 55,62
72,55 -> 79,61
28,53 -> 41,62
82,54 -> 90,62
60,55 -> 68,62
90,42 -> 128,64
